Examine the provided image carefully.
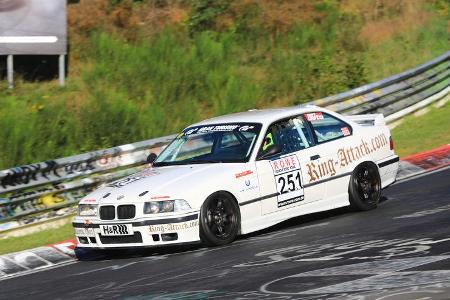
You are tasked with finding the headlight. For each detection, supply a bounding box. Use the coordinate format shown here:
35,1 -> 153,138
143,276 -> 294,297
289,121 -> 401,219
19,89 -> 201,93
143,200 -> 191,214
78,204 -> 98,216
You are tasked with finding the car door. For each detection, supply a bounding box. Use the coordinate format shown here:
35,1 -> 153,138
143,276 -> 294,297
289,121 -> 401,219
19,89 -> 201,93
255,115 -> 326,215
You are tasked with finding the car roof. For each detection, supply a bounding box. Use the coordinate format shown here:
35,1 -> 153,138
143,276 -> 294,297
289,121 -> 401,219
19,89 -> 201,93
191,104 -> 324,127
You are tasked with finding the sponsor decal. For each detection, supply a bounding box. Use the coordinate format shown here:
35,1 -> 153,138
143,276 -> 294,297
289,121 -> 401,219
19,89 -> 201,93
304,112 -> 324,121
75,227 -> 95,237
341,127 -> 350,136
306,133 -> 388,183
278,195 -> 304,208
238,125 -> 255,131
235,170 -> 253,178
270,155 -> 300,175
108,169 -> 160,188
151,195 -> 171,199
184,124 -> 258,135
149,220 -> 199,233
306,159 -> 337,183
185,128 -> 198,135
100,224 -> 132,236
198,125 -> 239,133
81,199 -> 97,204
239,178 -> 258,193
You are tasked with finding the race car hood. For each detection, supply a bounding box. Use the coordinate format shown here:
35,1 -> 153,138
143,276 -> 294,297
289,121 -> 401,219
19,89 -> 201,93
80,163 -> 243,205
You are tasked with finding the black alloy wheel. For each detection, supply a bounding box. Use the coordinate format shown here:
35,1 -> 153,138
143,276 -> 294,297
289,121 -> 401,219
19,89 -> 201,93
199,192 -> 240,246
349,162 -> 381,211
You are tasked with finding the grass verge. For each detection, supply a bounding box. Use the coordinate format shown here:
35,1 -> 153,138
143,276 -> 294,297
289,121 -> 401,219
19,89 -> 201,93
392,100 -> 450,157
0,222 -> 74,255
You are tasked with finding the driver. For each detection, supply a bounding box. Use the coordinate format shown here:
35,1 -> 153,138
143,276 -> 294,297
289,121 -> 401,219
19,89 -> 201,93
262,132 -> 274,151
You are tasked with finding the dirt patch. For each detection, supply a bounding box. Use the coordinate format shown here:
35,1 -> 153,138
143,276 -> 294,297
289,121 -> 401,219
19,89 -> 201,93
218,0 -> 324,34
68,0 -> 188,39
340,0 -> 431,45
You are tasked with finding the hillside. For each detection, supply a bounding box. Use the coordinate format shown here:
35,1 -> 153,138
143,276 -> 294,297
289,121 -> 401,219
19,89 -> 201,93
0,0 -> 449,169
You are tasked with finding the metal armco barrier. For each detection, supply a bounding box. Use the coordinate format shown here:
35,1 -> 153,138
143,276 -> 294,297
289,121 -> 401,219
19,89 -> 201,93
0,135 -> 175,229
1,51 -> 449,231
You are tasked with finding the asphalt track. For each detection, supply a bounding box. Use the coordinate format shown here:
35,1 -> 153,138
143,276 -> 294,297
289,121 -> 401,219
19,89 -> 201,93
1,168 -> 450,300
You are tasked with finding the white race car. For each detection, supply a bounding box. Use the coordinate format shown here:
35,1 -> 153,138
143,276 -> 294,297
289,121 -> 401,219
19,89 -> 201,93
73,105 -> 398,248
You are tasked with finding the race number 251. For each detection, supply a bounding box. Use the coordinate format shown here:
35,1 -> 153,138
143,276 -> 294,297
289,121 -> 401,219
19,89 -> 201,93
276,170 -> 302,194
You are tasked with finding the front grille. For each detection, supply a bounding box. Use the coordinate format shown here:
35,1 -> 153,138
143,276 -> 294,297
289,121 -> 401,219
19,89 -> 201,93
99,232 -> 143,244
117,205 -> 136,219
100,206 -> 115,220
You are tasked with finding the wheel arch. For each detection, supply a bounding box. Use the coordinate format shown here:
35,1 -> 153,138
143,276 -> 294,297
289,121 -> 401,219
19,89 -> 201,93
353,160 -> 379,172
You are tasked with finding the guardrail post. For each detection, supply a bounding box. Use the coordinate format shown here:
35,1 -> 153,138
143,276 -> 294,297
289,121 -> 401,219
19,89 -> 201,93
59,54 -> 65,87
7,54 -> 13,89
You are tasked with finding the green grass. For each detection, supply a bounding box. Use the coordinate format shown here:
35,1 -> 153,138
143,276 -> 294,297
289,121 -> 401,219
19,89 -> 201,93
0,222 -> 75,255
392,100 -> 450,158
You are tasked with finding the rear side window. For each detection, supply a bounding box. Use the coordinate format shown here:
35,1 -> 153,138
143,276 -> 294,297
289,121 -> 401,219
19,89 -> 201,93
304,112 -> 352,143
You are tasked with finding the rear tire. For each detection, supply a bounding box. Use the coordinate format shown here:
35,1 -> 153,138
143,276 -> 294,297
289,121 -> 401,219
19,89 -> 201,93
199,192 -> 240,246
349,162 -> 381,211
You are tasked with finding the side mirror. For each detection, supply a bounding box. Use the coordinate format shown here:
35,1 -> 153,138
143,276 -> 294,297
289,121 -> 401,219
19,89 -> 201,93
258,144 -> 282,160
146,153 -> 157,164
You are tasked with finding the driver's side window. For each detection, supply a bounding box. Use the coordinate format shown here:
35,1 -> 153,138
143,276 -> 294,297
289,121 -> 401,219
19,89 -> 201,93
260,116 -> 313,157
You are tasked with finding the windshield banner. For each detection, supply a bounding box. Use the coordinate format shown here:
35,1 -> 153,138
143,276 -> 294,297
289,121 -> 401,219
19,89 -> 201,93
184,124 -> 260,135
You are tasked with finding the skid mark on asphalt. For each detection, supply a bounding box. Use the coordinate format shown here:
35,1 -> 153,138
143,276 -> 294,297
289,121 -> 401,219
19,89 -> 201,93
260,256 -> 450,295
74,262 -> 139,276
394,203 -> 450,219
64,260 -> 239,299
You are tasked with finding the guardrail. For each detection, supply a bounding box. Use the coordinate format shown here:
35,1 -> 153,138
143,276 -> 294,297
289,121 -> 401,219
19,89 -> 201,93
1,50 -> 449,231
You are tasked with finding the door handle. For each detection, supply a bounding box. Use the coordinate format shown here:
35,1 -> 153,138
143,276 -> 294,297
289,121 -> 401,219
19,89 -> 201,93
310,154 -> 320,160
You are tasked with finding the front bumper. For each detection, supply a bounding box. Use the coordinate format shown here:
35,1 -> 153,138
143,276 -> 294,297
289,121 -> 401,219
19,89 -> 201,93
72,212 -> 200,248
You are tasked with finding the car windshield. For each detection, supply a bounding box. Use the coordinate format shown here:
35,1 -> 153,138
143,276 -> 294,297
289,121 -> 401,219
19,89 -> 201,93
153,123 -> 262,166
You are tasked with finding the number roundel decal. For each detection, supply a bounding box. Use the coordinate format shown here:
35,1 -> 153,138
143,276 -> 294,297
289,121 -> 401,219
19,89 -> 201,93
270,155 -> 305,208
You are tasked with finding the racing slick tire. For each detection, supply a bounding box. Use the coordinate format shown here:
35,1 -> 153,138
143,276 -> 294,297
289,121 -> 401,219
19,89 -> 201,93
349,162 -> 381,211
199,192 -> 241,246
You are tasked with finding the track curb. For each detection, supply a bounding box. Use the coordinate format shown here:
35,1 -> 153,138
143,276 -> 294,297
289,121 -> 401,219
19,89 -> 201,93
0,239 -> 76,280
397,144 -> 450,180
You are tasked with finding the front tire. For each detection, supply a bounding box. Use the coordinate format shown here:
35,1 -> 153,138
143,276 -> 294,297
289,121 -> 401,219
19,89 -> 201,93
349,162 -> 381,211
199,192 -> 240,246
